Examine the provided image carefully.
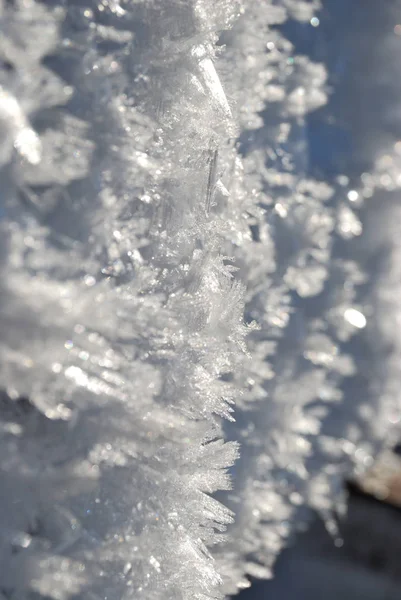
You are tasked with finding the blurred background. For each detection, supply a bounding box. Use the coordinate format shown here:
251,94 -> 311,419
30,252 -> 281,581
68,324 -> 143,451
234,1 -> 401,598
238,455 -> 401,599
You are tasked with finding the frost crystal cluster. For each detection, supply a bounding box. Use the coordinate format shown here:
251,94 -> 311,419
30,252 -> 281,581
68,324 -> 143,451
0,0 -> 400,599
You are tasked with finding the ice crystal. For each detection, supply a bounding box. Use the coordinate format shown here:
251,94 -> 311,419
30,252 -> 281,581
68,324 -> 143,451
0,0 -> 400,599
0,1 -> 243,598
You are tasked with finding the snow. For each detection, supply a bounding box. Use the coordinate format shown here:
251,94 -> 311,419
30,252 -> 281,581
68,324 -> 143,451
0,0 -> 400,598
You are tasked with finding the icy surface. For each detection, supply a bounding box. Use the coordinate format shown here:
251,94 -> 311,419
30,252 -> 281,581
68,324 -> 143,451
0,0 -> 400,598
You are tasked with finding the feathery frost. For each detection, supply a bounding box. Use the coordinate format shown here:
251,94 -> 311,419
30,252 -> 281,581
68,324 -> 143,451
0,0 -> 399,598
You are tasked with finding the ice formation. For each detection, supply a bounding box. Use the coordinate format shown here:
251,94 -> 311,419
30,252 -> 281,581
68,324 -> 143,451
0,0 -> 400,599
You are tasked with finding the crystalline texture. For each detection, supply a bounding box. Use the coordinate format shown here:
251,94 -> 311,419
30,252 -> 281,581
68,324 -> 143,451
0,0 -> 400,599
0,1 -> 243,598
